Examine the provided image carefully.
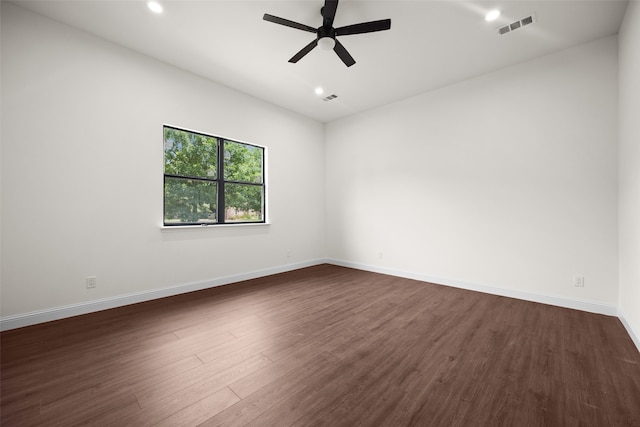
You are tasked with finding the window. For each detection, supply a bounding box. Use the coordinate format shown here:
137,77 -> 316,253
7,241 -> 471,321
163,126 -> 265,226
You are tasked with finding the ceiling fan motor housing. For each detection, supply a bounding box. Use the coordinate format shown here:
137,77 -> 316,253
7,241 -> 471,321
318,26 -> 336,40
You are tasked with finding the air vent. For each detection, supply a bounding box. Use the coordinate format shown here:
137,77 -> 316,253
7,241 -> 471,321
322,94 -> 338,102
498,14 -> 536,35
521,16 -> 534,26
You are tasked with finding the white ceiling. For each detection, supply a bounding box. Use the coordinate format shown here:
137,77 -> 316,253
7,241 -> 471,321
12,0 -> 628,123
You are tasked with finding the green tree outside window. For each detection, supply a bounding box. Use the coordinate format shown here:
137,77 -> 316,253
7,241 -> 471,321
163,126 -> 265,225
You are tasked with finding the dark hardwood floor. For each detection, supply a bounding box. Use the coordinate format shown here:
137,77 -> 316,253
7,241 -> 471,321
1,264 -> 639,426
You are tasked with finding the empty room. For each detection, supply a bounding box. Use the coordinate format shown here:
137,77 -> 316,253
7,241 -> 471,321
1,0 -> 639,425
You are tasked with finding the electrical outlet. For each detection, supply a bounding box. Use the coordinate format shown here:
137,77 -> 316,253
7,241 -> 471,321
86,276 -> 97,289
286,250 -> 291,258
378,252 -> 383,260
574,276 -> 584,287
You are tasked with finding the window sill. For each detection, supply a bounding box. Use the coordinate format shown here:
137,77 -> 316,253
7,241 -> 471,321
160,222 -> 270,232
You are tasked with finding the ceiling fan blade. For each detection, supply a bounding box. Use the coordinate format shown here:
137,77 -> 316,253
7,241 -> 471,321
289,39 -> 319,63
322,0 -> 339,28
336,19 -> 391,36
333,39 -> 355,67
263,14 -> 316,33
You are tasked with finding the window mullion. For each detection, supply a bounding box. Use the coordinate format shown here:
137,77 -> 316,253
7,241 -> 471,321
164,173 -> 215,183
218,139 -> 225,223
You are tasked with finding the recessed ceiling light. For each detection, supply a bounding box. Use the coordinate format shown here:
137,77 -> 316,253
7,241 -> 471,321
148,1 -> 163,14
485,10 -> 500,22
315,87 -> 324,96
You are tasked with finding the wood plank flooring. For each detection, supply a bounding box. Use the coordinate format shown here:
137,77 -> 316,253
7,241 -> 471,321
1,264 -> 639,426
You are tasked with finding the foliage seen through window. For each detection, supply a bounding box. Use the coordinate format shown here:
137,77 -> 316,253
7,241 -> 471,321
163,126 -> 264,225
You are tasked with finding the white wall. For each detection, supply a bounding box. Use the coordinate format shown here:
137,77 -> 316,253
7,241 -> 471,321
0,3 -> 325,322
326,36 -> 619,311
618,1 -> 640,349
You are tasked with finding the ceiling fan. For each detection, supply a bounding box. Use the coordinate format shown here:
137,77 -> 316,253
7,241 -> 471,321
263,0 -> 391,67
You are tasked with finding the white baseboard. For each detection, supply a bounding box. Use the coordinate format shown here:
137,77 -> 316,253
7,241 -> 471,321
326,259 -> 619,317
618,309 -> 640,353
1,258 -> 625,338
0,259 -> 326,332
